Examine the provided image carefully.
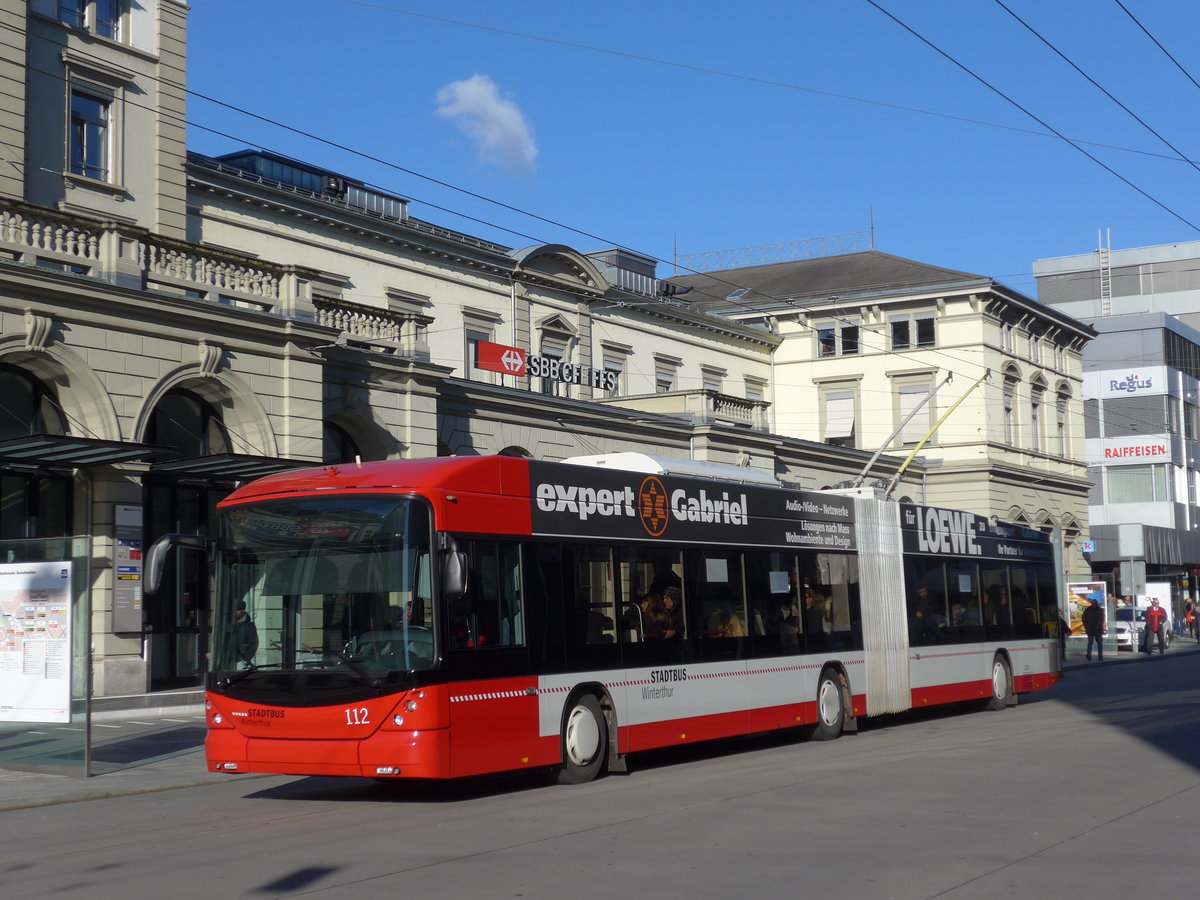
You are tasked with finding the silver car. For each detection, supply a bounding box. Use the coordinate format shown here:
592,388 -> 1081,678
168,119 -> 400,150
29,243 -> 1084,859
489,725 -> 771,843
1114,607 -> 1172,652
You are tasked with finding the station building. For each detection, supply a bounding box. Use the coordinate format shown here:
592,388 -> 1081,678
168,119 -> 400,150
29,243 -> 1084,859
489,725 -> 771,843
669,255 -> 1094,559
0,1 -> 1094,698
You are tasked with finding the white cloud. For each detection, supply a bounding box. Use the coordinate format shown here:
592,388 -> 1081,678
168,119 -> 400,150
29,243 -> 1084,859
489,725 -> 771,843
435,74 -> 538,175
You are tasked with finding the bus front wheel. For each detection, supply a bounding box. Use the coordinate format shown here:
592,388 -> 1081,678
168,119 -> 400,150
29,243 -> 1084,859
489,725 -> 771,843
558,694 -> 607,784
811,671 -> 845,741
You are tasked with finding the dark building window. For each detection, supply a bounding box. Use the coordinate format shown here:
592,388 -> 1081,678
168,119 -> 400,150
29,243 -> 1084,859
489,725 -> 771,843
322,422 -> 360,464
0,365 -> 68,439
147,389 -> 231,459
1102,395 -> 1168,438
69,89 -> 109,181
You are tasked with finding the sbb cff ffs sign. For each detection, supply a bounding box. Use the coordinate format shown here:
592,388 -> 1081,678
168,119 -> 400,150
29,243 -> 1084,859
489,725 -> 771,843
475,340 -> 618,391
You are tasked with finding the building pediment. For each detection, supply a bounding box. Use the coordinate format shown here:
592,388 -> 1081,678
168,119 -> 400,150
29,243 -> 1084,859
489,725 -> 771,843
534,312 -> 578,338
510,244 -> 606,298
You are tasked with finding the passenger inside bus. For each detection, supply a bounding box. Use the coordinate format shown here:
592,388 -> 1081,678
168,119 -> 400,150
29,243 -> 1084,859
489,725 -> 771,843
804,586 -> 831,649
660,586 -> 683,639
703,594 -> 748,638
638,591 -> 669,640
909,581 -> 947,645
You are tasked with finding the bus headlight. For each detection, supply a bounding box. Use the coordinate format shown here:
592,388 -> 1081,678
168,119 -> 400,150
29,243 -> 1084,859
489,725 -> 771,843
392,715 -> 405,727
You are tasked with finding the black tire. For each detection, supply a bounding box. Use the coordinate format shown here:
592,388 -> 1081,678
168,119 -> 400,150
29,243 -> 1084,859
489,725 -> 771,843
810,671 -> 845,741
984,655 -> 1013,711
557,694 -> 607,784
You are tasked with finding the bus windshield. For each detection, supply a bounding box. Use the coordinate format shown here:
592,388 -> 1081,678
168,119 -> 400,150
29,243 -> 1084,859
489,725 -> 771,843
211,496 -> 435,682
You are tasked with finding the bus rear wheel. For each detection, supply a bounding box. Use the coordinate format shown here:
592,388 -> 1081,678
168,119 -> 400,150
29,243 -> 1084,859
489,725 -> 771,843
810,671 -> 845,741
558,694 -> 607,784
983,655 -> 1013,711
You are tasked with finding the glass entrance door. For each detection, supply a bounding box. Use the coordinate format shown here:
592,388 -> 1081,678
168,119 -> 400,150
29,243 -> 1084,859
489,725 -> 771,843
146,482 -> 227,690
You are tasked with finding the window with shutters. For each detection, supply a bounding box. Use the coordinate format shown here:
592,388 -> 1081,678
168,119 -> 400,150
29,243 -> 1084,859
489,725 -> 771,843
822,391 -> 856,448
897,383 -> 932,447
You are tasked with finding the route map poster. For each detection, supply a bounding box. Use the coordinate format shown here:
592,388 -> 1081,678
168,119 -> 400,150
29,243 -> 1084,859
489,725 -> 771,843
0,561 -> 73,723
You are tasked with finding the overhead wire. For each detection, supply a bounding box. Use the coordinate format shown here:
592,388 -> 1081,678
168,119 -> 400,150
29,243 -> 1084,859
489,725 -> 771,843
3,22 -> 942,340
863,0 -> 1200,234
1,13 -> 1180,488
990,0 -> 1200,177
5,22 -> 1009,386
1113,0 -> 1200,96
3,15 -> 1128,413
336,0 -> 1200,168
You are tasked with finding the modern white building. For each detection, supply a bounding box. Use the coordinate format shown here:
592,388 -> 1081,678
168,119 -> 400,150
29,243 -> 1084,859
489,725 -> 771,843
1036,241 -> 1200,606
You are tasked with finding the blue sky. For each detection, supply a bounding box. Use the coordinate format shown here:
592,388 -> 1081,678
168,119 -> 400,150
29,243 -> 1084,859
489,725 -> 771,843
186,1 -> 1200,296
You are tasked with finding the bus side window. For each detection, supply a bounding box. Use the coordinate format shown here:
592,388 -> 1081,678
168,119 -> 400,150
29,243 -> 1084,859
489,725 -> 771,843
565,545 -> 621,668
573,546 -> 616,645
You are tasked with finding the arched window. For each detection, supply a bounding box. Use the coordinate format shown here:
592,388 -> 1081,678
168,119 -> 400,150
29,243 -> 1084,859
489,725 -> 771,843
1055,386 -> 1071,457
0,364 -> 67,439
0,366 -> 71,540
1002,369 -> 1019,447
147,388 -> 231,458
1030,377 -> 1046,454
323,422 -> 361,465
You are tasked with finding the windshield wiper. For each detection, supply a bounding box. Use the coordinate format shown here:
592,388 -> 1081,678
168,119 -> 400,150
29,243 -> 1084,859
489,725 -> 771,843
337,651 -> 380,686
220,663 -> 284,688
220,654 -> 380,688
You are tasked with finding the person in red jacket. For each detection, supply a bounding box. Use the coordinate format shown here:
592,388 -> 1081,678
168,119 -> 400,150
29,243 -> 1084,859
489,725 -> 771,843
1143,598 -> 1169,655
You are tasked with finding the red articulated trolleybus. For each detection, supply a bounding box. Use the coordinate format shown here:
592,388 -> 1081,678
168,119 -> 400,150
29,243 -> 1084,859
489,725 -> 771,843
146,454 -> 1062,784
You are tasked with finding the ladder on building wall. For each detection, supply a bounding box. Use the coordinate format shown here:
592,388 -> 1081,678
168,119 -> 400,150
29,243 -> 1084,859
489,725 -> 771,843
1098,229 -> 1112,316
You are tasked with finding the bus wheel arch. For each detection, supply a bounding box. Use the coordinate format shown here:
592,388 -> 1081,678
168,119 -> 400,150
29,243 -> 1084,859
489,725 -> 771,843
557,687 -> 613,784
810,664 -> 853,741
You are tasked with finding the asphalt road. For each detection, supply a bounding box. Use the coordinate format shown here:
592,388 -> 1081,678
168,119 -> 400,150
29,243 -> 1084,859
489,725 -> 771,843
3,654 -> 1198,899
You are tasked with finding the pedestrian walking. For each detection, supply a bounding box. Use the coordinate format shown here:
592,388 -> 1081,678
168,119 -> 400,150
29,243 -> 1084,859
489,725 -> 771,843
1082,597 -> 1104,662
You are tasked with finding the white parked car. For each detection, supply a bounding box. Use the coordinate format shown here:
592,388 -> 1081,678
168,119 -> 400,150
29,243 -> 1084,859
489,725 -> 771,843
1114,607 -> 1172,652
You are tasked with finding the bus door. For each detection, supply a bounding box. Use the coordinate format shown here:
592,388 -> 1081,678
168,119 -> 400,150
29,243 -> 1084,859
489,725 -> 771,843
446,540 -> 539,776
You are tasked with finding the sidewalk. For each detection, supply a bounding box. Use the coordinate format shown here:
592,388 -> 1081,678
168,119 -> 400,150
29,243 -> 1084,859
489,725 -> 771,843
0,688 -> 262,812
4,640 -> 1200,812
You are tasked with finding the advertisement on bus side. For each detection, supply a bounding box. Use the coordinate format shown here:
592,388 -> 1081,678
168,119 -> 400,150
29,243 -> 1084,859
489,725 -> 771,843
899,503 -> 1053,563
527,462 -> 857,549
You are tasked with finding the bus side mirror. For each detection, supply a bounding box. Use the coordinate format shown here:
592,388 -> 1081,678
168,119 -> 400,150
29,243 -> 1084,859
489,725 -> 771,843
145,533 -> 208,594
442,550 -> 468,600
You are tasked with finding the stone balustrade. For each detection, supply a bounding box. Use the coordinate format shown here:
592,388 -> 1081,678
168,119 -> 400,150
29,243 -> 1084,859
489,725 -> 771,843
0,205 -> 100,265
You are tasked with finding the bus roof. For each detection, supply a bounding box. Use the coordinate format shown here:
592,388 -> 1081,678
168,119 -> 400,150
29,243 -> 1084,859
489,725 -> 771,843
562,452 -> 779,486
218,456 -> 530,507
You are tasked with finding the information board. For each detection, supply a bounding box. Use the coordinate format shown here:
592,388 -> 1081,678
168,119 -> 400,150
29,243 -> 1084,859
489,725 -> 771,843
112,504 -> 144,633
0,561 -> 73,723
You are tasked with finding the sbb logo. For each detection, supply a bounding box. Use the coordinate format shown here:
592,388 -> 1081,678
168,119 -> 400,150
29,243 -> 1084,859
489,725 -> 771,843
476,340 -> 527,376
499,348 -> 524,373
